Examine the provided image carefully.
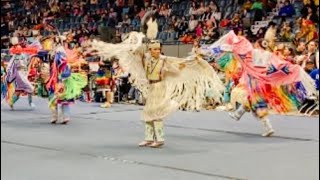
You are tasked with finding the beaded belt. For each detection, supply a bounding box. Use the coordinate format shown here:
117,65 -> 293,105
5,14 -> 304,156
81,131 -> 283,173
149,80 -> 161,84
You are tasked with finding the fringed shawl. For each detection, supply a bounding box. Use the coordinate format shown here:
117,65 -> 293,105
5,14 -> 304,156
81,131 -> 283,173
207,31 -> 317,113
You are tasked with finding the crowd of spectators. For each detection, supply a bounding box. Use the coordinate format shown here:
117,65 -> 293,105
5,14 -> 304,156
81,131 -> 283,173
1,0 -> 319,47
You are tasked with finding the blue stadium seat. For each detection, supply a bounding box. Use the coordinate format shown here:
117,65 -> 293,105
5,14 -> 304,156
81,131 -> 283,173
69,16 -> 75,23
122,7 -> 129,15
80,16 -> 85,23
88,21 -> 94,27
167,32 -> 177,42
75,16 -> 81,23
160,32 -> 168,41
75,23 -> 81,29
174,32 -> 179,40
58,23 -> 64,30
220,0 -> 226,8
156,32 -> 161,39
172,4 -> 179,11
184,9 -> 189,16
179,3 -> 187,11
64,23 -> 70,31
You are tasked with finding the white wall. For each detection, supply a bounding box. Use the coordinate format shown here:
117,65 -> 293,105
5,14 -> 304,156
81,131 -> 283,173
162,44 -> 193,58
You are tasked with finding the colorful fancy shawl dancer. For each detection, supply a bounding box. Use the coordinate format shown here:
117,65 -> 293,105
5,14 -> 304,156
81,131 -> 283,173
207,31 -> 316,114
46,46 -> 87,124
4,42 -> 40,109
1,63 -> 6,100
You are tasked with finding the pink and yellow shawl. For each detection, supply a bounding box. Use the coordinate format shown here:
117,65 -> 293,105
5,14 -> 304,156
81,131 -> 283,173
209,31 -> 316,113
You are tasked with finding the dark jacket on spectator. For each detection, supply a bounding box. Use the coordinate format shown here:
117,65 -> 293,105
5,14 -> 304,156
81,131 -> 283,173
279,4 -> 295,17
303,13 -> 319,24
305,52 -> 317,74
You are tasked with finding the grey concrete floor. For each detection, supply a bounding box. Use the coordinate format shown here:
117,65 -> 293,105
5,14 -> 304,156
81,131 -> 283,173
1,97 -> 319,180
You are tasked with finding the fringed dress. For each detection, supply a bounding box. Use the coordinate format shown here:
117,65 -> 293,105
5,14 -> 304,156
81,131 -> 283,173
46,47 -> 87,110
142,54 -> 224,122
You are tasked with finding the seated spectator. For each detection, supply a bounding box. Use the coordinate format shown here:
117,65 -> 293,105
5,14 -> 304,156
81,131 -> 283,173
229,13 -> 243,35
8,19 -> 15,32
128,0 -> 134,6
51,2 -> 60,14
295,41 -> 307,55
177,16 -> 188,36
295,18 -> 318,44
188,15 -> 198,32
144,0 -> 151,8
122,14 -> 131,33
294,42 -> 308,64
209,1 -> 219,12
112,60 -> 130,101
127,76 -> 143,105
138,7 -> 146,19
131,15 -> 141,31
256,27 -> 266,40
108,16 -> 117,28
159,3 -> 170,18
13,26 -> 23,37
3,1 -> 11,9
109,8 -> 118,19
279,21 -> 295,41
168,16 -> 179,32
303,6 -> 319,23
251,0 -> 264,22
278,0 -> 295,17
116,0 -> 125,7
200,7 -> 213,22
91,0 -> 98,5
242,0 -> 253,11
189,2 -> 198,16
195,22 -> 203,38
22,26 -> 32,37
283,46 -> 295,64
212,6 -> 222,22
201,20 -> 218,42
302,40 -> 318,74
197,2 -> 206,15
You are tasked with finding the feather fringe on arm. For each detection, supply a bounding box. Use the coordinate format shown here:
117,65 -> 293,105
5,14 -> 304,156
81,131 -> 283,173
89,32 -> 225,111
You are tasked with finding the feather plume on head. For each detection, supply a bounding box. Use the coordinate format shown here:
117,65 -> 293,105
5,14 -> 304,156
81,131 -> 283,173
141,11 -> 158,40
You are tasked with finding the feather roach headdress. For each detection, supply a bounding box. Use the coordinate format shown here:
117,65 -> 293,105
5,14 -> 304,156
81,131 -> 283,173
141,11 -> 158,40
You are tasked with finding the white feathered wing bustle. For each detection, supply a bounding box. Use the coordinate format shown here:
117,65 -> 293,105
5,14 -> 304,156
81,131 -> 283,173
88,21 -> 224,113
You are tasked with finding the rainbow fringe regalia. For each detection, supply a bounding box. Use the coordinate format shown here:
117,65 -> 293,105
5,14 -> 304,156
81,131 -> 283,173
3,45 -> 38,107
216,52 -> 242,103
205,31 -> 317,114
46,47 -> 87,110
1,65 -> 6,100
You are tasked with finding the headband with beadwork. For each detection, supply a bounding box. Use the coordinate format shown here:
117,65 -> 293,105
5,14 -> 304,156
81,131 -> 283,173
148,40 -> 161,49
